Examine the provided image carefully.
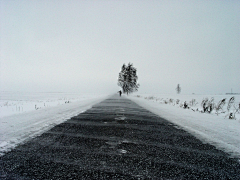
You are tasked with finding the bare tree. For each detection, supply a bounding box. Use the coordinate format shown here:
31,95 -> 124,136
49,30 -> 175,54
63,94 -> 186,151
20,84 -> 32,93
176,84 -> 181,94
118,63 -> 140,95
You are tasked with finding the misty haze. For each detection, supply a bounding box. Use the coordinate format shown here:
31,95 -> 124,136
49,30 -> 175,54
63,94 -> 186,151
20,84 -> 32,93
1,1 -> 240,179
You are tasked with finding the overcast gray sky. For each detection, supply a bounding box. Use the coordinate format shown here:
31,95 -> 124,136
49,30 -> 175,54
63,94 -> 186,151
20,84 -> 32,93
1,0 -> 239,94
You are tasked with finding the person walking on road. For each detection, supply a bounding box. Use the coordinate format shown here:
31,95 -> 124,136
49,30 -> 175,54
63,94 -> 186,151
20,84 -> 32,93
118,90 -> 122,97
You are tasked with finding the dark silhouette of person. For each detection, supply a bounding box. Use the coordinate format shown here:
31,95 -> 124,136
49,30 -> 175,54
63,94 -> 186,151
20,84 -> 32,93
118,90 -> 122,97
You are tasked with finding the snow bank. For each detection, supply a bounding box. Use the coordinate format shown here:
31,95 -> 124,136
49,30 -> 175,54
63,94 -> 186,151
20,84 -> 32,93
127,94 -> 240,159
0,92 -> 109,156
0,92 -> 106,118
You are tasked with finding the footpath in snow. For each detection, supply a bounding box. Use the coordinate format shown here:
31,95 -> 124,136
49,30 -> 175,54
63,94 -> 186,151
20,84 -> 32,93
127,94 -> 240,159
0,93 -> 109,156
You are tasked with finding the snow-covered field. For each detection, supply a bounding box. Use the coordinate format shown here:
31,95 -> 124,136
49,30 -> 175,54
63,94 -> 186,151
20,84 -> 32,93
0,92 -> 110,156
127,94 -> 240,159
0,92 -> 106,118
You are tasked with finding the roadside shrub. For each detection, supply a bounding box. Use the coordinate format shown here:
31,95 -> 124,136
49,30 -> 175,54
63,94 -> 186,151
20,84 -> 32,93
169,99 -> 174,104
215,98 -> 226,115
229,113 -> 234,119
155,98 -> 161,102
237,102 -> 240,114
236,103 -> 240,117
201,97 -> 214,113
176,99 -> 180,105
227,97 -> 235,111
201,98 -> 208,112
189,99 -> 197,106
148,96 -> 154,100
183,101 -> 188,109
231,102 -> 240,120
207,98 -> 214,113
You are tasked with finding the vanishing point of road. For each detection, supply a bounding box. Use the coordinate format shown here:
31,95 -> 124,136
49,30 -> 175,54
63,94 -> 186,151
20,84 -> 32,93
1,95 -> 240,179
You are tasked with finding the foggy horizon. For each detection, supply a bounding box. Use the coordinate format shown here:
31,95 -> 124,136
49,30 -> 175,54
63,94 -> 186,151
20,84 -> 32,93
1,1 -> 239,95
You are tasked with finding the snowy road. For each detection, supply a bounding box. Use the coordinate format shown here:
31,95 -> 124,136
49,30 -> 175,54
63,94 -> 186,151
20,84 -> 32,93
0,94 -> 109,155
127,95 -> 240,158
1,95 -> 239,179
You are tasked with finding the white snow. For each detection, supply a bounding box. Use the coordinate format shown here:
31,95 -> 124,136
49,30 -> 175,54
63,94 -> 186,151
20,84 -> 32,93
1,92 -> 240,160
0,92 -> 110,156
127,94 -> 240,159
0,92 -> 107,118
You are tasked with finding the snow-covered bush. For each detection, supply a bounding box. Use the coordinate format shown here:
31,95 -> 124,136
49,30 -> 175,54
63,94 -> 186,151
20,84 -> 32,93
234,103 -> 240,115
207,98 -> 214,113
201,97 -> 214,113
215,98 -> 226,115
189,99 -> 197,107
176,99 -> 180,105
233,103 -> 240,119
136,94 -> 240,121
148,96 -> 154,100
201,98 -> 208,112
227,97 -> 235,112
224,97 -> 239,120
229,113 -> 234,119
169,98 -> 174,104
183,101 -> 188,109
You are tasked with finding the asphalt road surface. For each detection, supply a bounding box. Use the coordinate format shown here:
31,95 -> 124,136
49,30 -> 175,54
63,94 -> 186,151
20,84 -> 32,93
1,95 -> 240,179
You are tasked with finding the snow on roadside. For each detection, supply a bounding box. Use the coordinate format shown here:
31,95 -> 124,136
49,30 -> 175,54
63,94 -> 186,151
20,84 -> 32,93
127,94 -> 240,159
0,94 -> 109,156
0,92 -> 105,118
